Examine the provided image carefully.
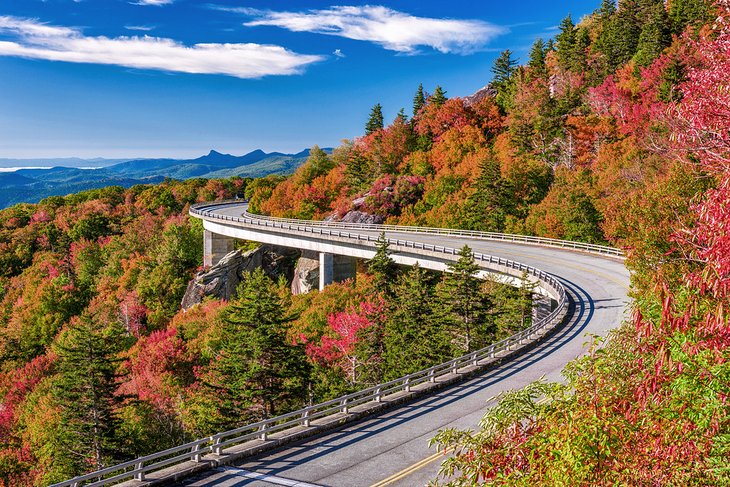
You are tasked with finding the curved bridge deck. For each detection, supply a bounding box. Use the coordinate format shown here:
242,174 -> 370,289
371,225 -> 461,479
184,203 -> 628,487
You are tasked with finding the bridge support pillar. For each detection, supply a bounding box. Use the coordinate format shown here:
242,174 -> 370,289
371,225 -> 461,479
318,253 -> 357,291
319,252 -> 334,291
203,230 -> 235,267
532,295 -> 557,323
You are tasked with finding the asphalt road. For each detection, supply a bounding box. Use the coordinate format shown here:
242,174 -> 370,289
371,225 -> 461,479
184,203 -> 630,487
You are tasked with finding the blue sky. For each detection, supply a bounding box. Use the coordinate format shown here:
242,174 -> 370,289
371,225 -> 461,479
0,1 -> 599,159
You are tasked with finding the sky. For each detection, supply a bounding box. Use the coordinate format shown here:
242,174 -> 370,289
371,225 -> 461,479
0,1 -> 600,159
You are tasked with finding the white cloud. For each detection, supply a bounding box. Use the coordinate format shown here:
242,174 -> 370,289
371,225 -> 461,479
241,5 -> 506,54
333,48 -> 345,58
0,16 -> 324,79
124,25 -> 155,31
133,0 -> 174,6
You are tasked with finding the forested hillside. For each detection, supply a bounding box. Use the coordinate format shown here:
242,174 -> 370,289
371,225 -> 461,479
249,0 -> 730,483
0,0 -> 728,485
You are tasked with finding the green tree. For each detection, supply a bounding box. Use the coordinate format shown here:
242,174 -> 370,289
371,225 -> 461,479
383,265 -> 451,379
368,233 -> 398,296
595,0 -> 643,71
365,103 -> 384,135
668,0 -> 712,35
299,145 -> 335,185
491,50 -> 519,112
205,269 -> 309,427
459,156 -> 515,232
633,3 -> 671,66
490,272 -> 536,339
527,38 -> 548,80
436,246 -> 493,352
53,317 -> 128,477
555,15 -> 576,70
430,86 -> 447,107
413,83 -> 426,116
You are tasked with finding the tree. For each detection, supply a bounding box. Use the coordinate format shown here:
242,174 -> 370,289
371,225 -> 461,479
527,38 -> 548,80
555,15 -> 576,70
204,269 -> 309,426
633,3 -> 671,66
430,86 -> 448,107
365,103 -> 384,135
459,156 -> 515,232
413,83 -> 426,116
669,0 -> 712,35
491,50 -> 518,90
436,245 -> 492,352
383,265 -> 451,378
595,0 -> 643,71
53,316 -> 128,476
368,233 -> 398,296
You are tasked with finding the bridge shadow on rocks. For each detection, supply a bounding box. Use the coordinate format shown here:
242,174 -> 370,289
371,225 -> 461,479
184,278 -> 597,487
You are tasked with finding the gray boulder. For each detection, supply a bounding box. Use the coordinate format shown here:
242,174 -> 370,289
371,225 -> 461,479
181,248 -> 262,309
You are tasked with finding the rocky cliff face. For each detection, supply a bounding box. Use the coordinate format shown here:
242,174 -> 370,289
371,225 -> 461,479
181,248 -> 262,309
291,250 -> 319,295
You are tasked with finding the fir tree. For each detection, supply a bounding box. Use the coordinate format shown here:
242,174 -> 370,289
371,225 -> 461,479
436,245 -> 493,353
669,0 -> 712,35
383,265 -> 451,379
365,103 -> 384,135
633,3 -> 671,66
205,268 -> 309,427
597,0 -> 617,18
429,86 -> 447,107
459,156 -> 515,232
491,271 -> 536,339
595,0 -> 643,71
555,15 -> 576,70
53,317 -> 128,476
527,38 -> 548,79
413,83 -> 426,116
368,233 -> 398,296
491,50 -> 518,89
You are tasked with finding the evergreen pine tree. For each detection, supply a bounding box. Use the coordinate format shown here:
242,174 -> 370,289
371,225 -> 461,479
413,83 -> 426,116
491,50 -> 518,89
669,0 -> 712,35
595,0 -> 643,71
368,233 -> 398,296
365,103 -> 384,135
53,317 -> 127,476
205,268 -> 309,427
436,246 -> 493,353
429,86 -> 447,107
383,265 -> 451,379
597,0 -> 617,18
396,108 -> 408,123
459,156 -> 514,232
527,38 -> 548,79
491,271 -> 536,339
633,3 -> 672,66
555,15 -> 576,70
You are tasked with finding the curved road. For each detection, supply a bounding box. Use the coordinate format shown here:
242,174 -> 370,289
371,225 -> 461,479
185,202 -> 630,487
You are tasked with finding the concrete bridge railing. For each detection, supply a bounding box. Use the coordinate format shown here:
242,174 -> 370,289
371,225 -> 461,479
50,200 -> 620,487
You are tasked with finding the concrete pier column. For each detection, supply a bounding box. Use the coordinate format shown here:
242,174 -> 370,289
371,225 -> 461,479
532,294 -> 557,323
203,230 -> 235,267
319,252 -> 334,291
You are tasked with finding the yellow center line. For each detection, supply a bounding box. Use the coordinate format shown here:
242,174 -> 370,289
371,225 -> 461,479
369,397 -> 550,487
369,451 -> 444,487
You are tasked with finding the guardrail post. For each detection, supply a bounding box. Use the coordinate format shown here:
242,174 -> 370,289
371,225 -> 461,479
212,435 -> 223,455
428,369 -> 436,383
341,398 -> 349,414
259,424 -> 268,441
134,462 -> 145,481
375,387 -> 382,403
472,353 -> 478,366
192,443 -> 202,462
404,377 -> 411,393
451,361 -> 458,374
302,410 -> 311,427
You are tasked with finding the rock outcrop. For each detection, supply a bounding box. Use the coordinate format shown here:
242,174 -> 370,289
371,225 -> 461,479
181,247 -> 262,309
340,210 -> 384,224
291,250 -> 320,295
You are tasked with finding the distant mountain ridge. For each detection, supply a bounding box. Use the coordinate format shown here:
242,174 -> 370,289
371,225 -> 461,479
0,148 -> 329,209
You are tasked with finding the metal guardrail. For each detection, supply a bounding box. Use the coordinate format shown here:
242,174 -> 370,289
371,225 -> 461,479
207,200 -> 623,258
52,200 -> 572,487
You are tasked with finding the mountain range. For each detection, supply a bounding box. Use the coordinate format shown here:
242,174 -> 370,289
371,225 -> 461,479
0,148 -> 326,209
